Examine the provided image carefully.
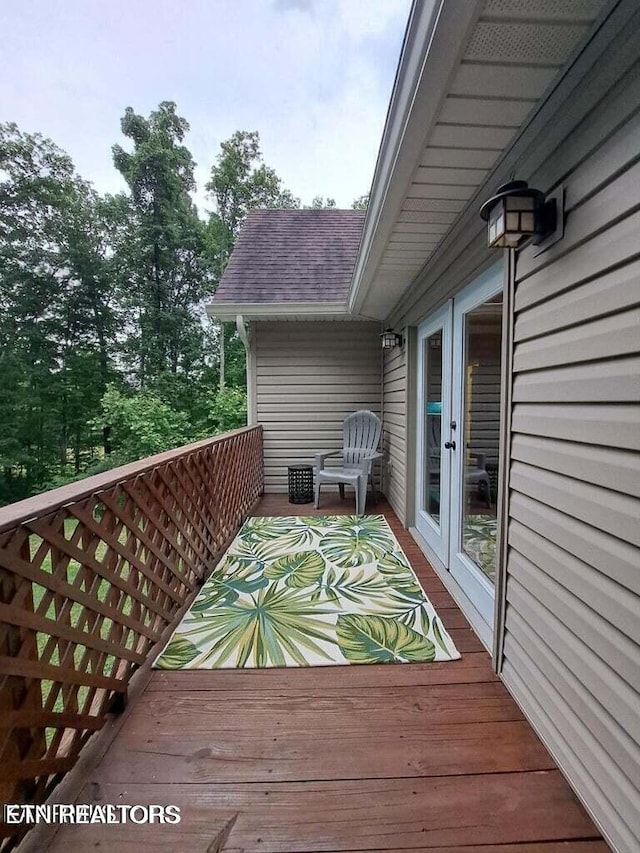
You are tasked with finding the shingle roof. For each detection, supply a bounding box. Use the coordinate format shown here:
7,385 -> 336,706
211,208 -> 366,304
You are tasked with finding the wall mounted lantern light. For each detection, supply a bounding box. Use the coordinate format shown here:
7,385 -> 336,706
479,180 -> 557,249
381,329 -> 403,349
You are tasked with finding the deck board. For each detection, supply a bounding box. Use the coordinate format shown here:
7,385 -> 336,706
46,494 -> 606,852
97,718 -> 554,783
58,774 -> 598,851
146,652 -> 497,689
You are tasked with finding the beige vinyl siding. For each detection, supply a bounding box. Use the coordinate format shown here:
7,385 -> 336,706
381,31 -> 640,852
501,62 -> 640,853
254,321 -> 382,493
382,344 -> 407,523
467,332 -> 501,467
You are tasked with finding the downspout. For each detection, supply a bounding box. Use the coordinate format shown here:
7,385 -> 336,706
236,315 -> 256,426
236,314 -> 250,351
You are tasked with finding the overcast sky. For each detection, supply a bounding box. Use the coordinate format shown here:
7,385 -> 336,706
1,0 -> 411,213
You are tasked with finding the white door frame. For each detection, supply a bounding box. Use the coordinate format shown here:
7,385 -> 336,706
415,302 -> 452,564
414,262 -> 503,639
448,264 -> 503,629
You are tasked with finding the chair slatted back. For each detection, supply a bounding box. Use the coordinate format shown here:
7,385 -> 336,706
343,410 -> 382,468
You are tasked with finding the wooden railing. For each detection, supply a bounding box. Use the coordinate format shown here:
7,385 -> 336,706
0,426 -> 263,851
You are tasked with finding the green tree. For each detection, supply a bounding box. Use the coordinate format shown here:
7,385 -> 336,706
96,385 -> 191,464
0,123 -> 117,497
112,102 -> 210,385
205,386 -> 247,433
351,193 -> 369,209
0,115 -> 331,506
308,195 -> 336,208
59,182 -> 124,461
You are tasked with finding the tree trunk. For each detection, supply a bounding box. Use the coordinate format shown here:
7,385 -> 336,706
152,202 -> 164,375
74,429 -> 81,473
89,290 -> 111,455
103,425 -> 112,456
60,356 -> 69,473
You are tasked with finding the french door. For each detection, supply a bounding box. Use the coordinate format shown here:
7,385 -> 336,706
416,265 -> 503,630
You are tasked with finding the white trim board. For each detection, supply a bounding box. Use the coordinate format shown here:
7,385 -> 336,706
206,301 -> 351,320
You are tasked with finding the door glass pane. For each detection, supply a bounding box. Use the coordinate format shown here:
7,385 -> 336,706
423,330 -> 442,525
461,293 -> 502,582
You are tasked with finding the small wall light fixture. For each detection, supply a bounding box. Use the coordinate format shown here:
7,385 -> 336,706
479,180 -> 557,249
381,329 -> 403,349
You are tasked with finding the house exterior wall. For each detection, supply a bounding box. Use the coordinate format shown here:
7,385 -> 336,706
501,64 -> 640,853
382,46 -> 640,853
253,321 -> 382,493
382,344 -> 407,523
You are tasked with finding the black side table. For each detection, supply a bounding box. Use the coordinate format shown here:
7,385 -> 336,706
288,465 -> 314,504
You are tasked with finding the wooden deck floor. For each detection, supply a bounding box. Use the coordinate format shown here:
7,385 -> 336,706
46,493 -> 606,852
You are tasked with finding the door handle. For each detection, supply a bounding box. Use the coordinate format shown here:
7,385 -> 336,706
444,440 -> 456,450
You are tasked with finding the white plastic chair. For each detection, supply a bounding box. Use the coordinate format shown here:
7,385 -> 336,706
430,418 -> 491,508
466,451 -> 492,508
313,411 -> 382,516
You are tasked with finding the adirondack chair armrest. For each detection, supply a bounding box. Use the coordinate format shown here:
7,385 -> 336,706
355,451 -> 383,472
314,450 -> 340,471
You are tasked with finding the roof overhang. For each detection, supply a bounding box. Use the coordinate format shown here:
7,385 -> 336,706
349,0 -> 613,321
348,0 -> 483,317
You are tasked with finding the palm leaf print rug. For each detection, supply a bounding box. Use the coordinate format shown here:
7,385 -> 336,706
154,515 -> 461,668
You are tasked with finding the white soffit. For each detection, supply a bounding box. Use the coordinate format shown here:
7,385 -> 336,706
352,0 -> 608,321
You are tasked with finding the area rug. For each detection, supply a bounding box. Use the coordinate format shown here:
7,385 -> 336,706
154,514 -> 461,669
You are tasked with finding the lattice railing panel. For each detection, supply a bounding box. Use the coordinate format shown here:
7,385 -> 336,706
0,426 -> 263,851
